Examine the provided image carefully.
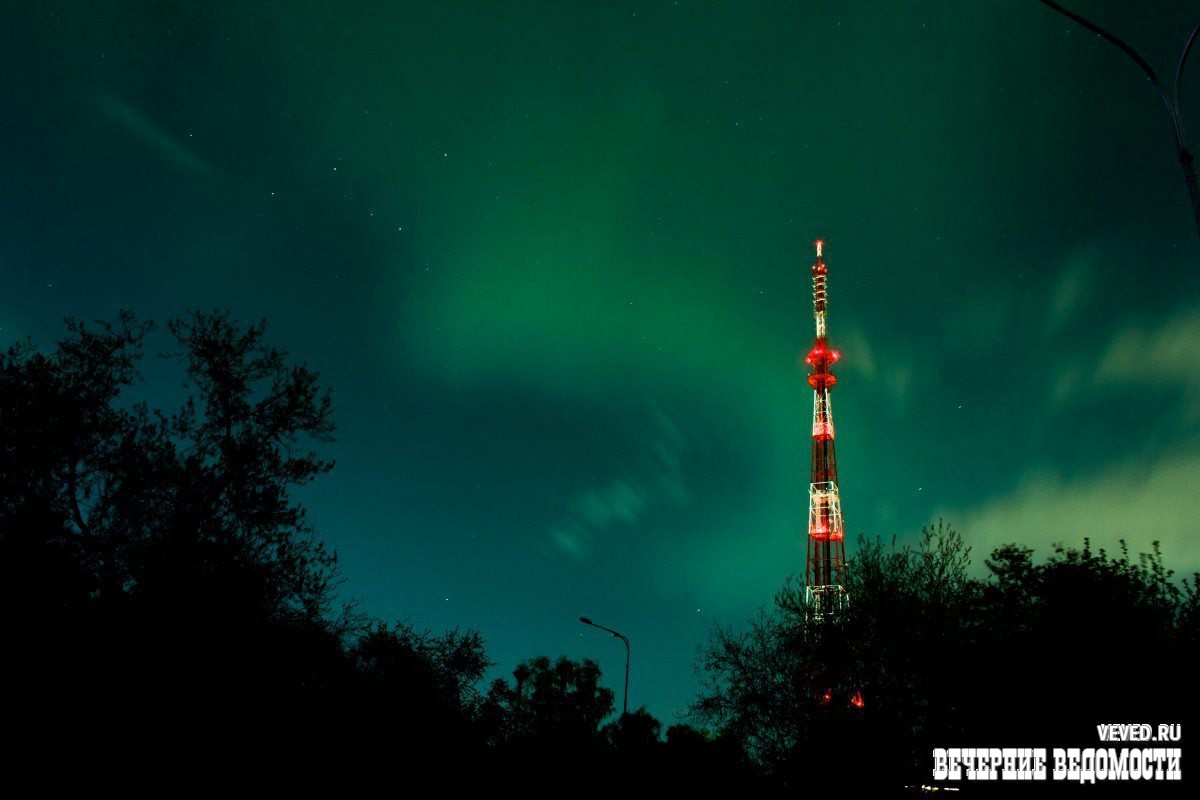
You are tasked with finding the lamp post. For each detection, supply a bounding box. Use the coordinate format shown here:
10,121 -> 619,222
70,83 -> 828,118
1039,1 -> 1200,239
579,616 -> 630,716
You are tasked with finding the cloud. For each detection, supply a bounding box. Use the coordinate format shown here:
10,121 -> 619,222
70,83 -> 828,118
1046,254 -> 1092,333
884,362 -> 913,407
940,449 -> 1200,577
548,408 -> 690,559
836,326 -> 877,381
836,324 -> 914,408
1047,305 -> 1200,421
1096,306 -> 1200,386
1050,361 -> 1085,408
577,479 -> 647,529
962,302 -> 1200,580
649,406 -> 690,507
549,522 -> 588,559
1094,306 -> 1200,419
94,93 -> 213,176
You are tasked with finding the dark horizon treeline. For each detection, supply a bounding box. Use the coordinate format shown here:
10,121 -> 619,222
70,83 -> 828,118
0,309 -> 746,789
2,310 -> 1196,793
694,523 -> 1200,794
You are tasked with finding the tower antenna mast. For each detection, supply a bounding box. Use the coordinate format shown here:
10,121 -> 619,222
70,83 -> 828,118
803,240 -> 863,710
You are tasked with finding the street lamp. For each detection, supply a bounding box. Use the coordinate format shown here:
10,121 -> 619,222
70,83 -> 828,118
1040,1 -> 1200,239
579,616 -> 630,716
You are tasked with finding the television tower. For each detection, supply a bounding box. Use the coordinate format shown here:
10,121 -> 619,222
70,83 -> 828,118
803,240 -> 863,710
804,239 -> 847,623
806,241 -> 864,710
801,239 -> 868,714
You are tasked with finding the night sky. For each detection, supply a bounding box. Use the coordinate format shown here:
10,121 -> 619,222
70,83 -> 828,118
4,1 -> 1199,723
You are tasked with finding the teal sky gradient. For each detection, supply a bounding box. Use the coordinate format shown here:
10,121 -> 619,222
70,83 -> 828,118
3,0 -> 1199,723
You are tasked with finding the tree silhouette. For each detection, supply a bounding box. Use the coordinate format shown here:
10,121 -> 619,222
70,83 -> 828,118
481,655 -> 756,791
693,520 -> 1200,791
603,706 -> 662,751
10,309 -> 1195,788
486,654 -> 615,746
0,310 -> 491,772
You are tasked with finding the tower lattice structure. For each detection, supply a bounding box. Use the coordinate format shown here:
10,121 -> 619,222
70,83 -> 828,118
804,240 -> 848,624
802,240 -> 863,710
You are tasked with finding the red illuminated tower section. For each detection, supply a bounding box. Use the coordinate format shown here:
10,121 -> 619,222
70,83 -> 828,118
804,240 -> 848,624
